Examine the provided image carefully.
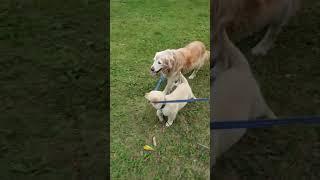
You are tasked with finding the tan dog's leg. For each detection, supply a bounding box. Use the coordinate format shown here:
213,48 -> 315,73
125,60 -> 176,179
156,110 -> 164,122
189,52 -> 208,79
166,113 -> 176,127
188,68 -> 199,79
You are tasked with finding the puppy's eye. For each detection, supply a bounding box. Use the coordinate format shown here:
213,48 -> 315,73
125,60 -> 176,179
158,61 -> 161,64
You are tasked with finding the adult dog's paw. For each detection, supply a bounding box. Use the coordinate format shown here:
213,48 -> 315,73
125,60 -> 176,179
188,75 -> 195,79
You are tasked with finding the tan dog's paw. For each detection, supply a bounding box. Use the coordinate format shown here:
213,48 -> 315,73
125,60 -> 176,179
165,121 -> 173,127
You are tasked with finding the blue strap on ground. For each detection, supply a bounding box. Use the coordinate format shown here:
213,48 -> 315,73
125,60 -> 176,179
211,116 -> 320,129
154,98 -> 209,103
154,74 -> 166,90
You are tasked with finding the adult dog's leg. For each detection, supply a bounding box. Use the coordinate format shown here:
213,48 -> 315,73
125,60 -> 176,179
251,1 -> 294,56
188,68 -> 199,79
251,24 -> 283,56
163,78 -> 174,95
156,110 -> 164,122
189,54 -> 207,79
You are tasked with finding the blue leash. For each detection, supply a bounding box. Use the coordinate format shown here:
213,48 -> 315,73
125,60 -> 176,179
154,98 -> 209,103
211,116 -> 320,129
154,74 -> 166,90
152,74 -> 320,129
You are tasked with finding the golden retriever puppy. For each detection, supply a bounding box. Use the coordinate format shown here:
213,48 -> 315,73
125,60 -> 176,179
145,73 -> 195,127
211,22 -> 276,168
150,41 -> 210,94
215,0 -> 299,55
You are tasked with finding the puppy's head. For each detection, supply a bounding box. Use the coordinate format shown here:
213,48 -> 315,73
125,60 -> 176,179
144,91 -> 165,109
150,50 -> 175,76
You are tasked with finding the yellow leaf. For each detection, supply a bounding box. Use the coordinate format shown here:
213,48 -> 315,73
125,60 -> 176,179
143,145 -> 154,151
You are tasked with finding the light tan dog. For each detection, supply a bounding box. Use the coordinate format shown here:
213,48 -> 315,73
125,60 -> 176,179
150,41 -> 210,94
211,20 -> 276,169
214,0 -> 299,56
145,73 -> 195,127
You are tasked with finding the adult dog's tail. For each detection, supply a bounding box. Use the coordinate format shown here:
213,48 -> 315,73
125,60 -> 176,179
204,50 -> 210,64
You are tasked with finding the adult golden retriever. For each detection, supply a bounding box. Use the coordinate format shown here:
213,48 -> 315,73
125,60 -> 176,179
150,41 -> 210,94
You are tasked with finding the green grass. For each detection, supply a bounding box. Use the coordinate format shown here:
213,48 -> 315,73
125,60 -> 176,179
0,1 -> 108,179
213,1 -> 320,179
110,0 -> 210,179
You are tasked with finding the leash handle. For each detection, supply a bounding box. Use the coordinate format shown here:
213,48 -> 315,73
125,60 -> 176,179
154,74 -> 166,90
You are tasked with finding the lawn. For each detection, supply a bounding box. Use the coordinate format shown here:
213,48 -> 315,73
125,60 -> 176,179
110,0 -> 210,179
213,1 -> 320,179
0,0 -> 108,179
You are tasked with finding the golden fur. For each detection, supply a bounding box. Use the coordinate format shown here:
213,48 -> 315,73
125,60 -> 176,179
164,41 -> 210,76
151,41 -> 209,94
213,0 -> 300,55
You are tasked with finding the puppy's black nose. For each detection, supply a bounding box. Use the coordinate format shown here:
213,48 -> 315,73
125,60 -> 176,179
151,67 -> 155,72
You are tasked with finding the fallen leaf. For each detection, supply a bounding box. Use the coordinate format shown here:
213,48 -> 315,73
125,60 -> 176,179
143,145 -> 154,151
153,136 -> 157,146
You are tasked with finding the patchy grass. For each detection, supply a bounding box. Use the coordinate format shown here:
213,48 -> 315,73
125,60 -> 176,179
110,0 -> 210,179
213,1 -> 320,179
0,1 -> 108,179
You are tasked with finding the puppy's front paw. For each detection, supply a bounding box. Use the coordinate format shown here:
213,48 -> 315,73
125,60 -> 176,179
165,121 -> 172,127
